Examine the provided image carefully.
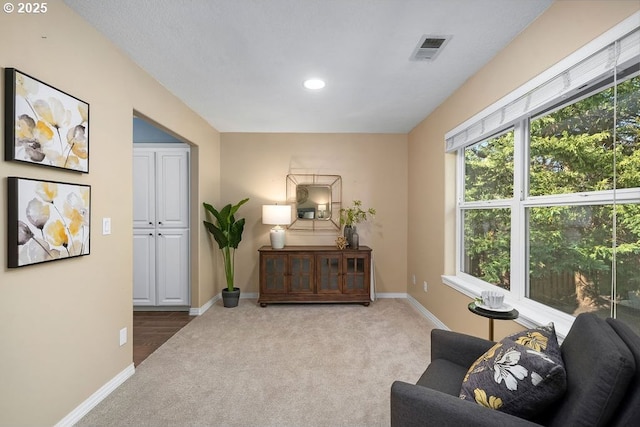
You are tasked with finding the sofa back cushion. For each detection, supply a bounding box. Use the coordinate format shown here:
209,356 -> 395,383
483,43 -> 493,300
606,318 -> 640,427
548,313 -> 635,427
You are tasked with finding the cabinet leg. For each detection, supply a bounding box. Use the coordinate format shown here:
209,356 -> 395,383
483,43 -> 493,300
363,302 -> 370,307
260,303 -> 267,308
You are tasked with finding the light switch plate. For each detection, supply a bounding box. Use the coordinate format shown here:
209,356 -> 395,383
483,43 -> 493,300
102,218 -> 111,235
119,327 -> 127,346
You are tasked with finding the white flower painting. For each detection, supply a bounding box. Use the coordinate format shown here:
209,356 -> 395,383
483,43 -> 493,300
5,68 -> 89,173
8,177 -> 91,268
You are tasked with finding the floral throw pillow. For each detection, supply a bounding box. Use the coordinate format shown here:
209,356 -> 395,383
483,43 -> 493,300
506,323 -> 562,360
459,324 -> 567,421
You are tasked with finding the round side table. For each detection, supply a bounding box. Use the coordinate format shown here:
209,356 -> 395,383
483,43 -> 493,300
468,301 -> 519,341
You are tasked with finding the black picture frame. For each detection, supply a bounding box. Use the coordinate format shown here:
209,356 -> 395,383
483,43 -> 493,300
7,176 -> 91,268
4,68 -> 90,173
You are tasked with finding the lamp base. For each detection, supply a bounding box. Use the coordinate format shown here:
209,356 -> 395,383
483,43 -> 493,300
270,227 -> 286,249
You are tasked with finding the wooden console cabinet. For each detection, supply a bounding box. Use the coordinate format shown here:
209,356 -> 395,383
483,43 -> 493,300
258,245 -> 372,306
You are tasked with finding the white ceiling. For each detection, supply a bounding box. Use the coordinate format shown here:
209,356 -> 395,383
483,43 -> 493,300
63,0 -> 553,133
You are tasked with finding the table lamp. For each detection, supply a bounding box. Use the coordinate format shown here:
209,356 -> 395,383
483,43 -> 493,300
317,204 -> 326,219
262,204 -> 292,249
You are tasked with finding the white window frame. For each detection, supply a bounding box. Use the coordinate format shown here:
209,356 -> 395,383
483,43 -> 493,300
442,12 -> 640,339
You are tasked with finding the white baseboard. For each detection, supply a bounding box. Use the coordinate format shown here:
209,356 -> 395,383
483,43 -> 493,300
189,295 -> 219,316
240,292 -> 259,299
55,363 -> 135,427
375,292 -> 408,299
189,293 -> 446,333
189,292 -> 259,316
406,294 -> 450,330
373,293 -> 449,330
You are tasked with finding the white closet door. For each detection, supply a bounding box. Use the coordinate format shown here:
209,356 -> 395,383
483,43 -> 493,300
133,144 -> 190,308
133,230 -> 156,306
156,151 -> 189,229
132,150 -> 156,229
156,229 -> 190,306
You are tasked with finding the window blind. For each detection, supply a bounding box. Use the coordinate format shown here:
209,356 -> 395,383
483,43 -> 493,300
445,24 -> 640,153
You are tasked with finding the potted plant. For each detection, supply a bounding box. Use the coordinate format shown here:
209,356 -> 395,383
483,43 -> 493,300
339,200 -> 376,248
203,198 -> 249,307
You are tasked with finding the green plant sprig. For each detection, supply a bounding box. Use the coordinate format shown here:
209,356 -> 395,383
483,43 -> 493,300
339,200 -> 376,227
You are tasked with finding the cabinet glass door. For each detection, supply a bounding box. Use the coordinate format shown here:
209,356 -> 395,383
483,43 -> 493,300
317,254 -> 342,294
290,254 -> 314,293
263,255 -> 286,293
343,254 -> 368,294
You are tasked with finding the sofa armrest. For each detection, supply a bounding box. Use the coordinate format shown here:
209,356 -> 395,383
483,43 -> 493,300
431,329 -> 495,367
390,381 -> 541,427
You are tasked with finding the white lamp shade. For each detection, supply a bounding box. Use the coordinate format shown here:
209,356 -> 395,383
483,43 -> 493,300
317,204 -> 326,211
262,205 -> 291,225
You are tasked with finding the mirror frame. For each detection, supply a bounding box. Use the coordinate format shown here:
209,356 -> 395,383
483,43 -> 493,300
286,174 -> 342,231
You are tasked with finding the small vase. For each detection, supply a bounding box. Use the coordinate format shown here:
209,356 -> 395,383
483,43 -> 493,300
344,225 -> 360,248
344,225 -> 355,247
351,230 -> 359,249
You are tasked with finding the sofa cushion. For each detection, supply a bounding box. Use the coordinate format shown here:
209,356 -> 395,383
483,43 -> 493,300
459,323 -> 566,421
548,313 -> 635,427
605,318 -> 640,427
417,359 -> 471,397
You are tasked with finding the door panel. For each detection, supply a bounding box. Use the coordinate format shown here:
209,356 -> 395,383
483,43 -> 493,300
343,254 -> 369,294
156,229 -> 189,305
317,253 -> 342,294
262,254 -> 287,293
156,151 -> 189,229
133,151 -> 155,229
290,254 -> 314,293
133,230 -> 156,305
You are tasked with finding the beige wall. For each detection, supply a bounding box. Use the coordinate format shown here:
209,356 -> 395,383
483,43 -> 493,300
220,133 -> 408,295
0,1 -> 221,425
407,0 -> 640,340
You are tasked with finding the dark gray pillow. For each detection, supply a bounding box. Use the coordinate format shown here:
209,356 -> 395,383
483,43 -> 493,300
506,323 -> 562,360
459,324 -> 566,421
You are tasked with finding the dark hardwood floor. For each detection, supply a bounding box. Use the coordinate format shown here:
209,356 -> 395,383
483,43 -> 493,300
133,311 -> 195,366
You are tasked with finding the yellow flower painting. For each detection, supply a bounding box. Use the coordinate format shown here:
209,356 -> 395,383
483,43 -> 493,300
8,177 -> 91,268
6,68 -> 89,173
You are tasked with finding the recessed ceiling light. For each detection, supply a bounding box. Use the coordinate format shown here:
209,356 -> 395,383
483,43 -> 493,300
303,79 -> 326,90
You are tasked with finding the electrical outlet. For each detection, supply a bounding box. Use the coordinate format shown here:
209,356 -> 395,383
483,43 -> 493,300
119,327 -> 127,346
423,281 -> 428,292
412,274 -> 416,285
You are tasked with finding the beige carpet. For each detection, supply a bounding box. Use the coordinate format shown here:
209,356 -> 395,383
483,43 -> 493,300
77,298 -> 435,427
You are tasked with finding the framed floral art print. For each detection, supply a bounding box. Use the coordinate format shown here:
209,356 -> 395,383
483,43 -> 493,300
7,177 -> 91,268
4,68 -> 90,173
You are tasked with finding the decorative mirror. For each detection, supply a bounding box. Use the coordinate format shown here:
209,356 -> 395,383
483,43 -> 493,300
286,174 -> 341,231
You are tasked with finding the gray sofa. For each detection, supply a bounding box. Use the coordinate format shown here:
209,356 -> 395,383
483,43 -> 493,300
391,312 -> 640,426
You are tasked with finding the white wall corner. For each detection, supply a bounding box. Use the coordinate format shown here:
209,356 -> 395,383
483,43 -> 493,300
189,295 -> 219,316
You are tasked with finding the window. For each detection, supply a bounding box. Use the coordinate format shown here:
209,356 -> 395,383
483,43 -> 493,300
444,17 -> 640,337
462,130 -> 513,288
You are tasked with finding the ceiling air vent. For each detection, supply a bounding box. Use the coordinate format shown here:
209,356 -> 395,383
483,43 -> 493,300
410,35 -> 451,61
